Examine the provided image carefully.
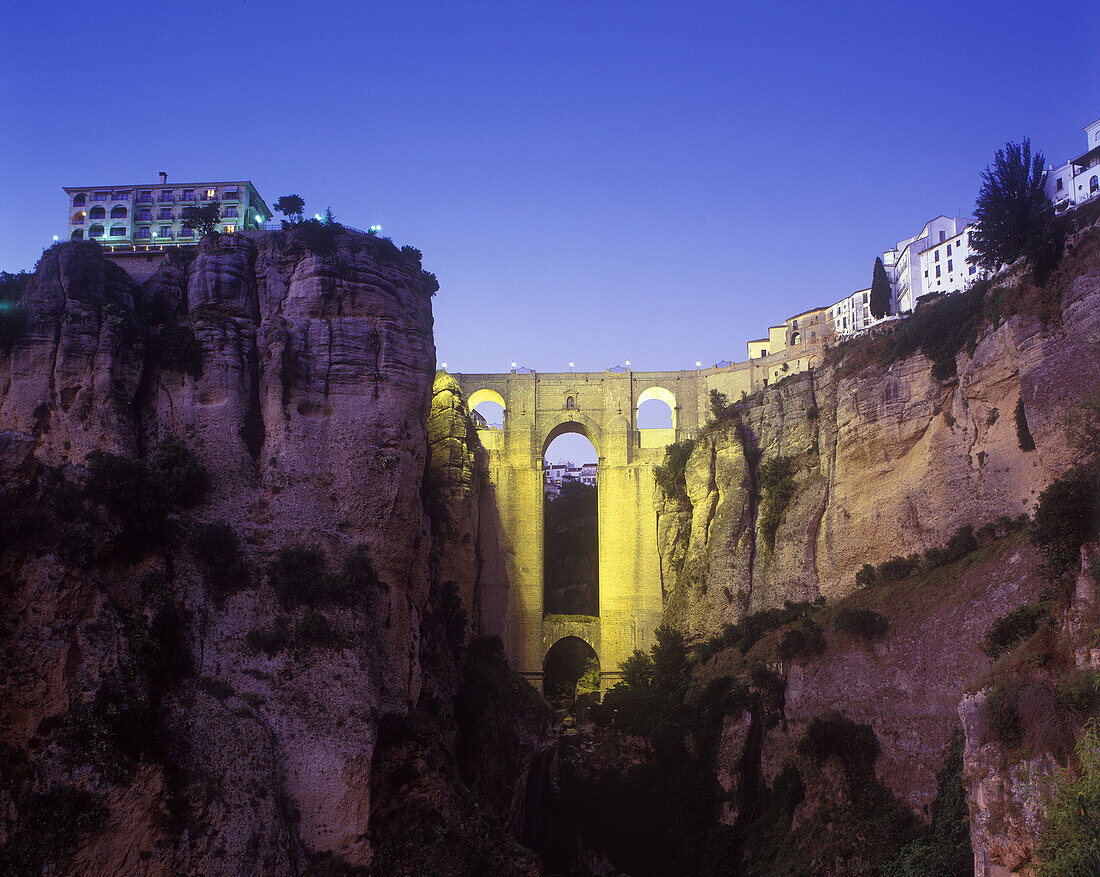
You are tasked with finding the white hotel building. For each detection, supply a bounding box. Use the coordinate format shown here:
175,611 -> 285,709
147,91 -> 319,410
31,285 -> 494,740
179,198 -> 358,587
64,173 -> 270,248
1045,117 -> 1100,209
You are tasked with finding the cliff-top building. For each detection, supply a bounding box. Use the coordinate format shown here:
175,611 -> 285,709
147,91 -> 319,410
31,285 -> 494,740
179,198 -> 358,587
1045,117 -> 1100,209
64,173 -> 270,249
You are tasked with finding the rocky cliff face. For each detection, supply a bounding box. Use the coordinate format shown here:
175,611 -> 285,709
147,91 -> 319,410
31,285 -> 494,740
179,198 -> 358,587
0,232 -> 547,875
658,247 -> 1100,642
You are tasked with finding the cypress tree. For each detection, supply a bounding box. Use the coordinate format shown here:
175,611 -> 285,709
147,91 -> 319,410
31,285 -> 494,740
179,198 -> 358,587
870,257 -> 892,319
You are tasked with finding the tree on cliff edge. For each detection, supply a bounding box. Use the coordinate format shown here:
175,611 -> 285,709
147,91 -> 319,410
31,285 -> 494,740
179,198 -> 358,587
870,256 -> 892,319
969,138 -> 1063,280
273,194 -> 306,226
181,200 -> 221,238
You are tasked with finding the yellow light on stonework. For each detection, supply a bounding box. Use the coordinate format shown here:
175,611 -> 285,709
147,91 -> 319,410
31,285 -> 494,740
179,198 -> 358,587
696,361 -> 702,367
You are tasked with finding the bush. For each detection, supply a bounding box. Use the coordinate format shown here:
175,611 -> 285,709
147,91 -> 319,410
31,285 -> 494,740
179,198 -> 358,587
1031,465 -> 1100,579
878,555 -> 920,582
420,270 -> 439,294
400,245 -> 422,263
0,786 -> 105,874
84,450 -> 170,555
268,545 -> 329,606
1034,719 -> 1100,876
152,322 -> 203,377
855,563 -> 878,587
985,682 -> 1023,749
882,736 -> 972,877
758,456 -> 797,549
834,607 -> 890,640
1056,671 -> 1100,716
294,608 -> 343,648
983,604 -> 1055,658
655,439 -> 697,497
150,437 -> 208,506
798,713 -> 880,782
0,270 -> 29,354
192,522 -> 249,598
246,621 -> 292,655
778,619 -> 826,661
1016,397 -> 1036,451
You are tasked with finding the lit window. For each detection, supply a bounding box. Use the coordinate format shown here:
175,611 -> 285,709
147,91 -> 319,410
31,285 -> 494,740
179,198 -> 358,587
205,189 -> 216,199
223,224 -> 236,233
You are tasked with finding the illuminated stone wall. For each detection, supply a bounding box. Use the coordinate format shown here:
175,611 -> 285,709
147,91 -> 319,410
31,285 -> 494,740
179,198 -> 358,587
456,367 -> 730,688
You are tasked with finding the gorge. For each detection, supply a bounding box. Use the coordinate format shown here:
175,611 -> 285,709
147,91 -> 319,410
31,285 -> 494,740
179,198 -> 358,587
1,210 -> 1098,875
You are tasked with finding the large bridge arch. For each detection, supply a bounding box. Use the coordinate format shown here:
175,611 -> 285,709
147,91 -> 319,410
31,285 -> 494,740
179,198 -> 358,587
453,365 -> 733,690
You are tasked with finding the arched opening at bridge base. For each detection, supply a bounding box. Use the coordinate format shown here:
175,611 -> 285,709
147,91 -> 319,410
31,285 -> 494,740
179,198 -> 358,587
543,636 -> 600,712
543,425 -> 598,617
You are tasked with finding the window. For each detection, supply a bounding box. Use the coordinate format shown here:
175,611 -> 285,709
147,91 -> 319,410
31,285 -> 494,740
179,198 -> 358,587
969,265 -> 976,275
947,260 -> 953,271
111,205 -> 127,218
223,224 -> 236,234
112,191 -> 131,200
138,209 -> 151,221
72,193 -> 86,206
181,189 -> 195,202
71,229 -> 84,241
89,224 -> 104,238
565,396 -> 575,409
939,231 -> 946,242
72,212 -> 85,225
135,228 -> 151,240
935,250 -> 940,261
89,206 -> 105,219
205,188 -> 216,199
1092,175 -> 1099,194
1057,178 -> 1064,191
936,266 -> 941,277
179,228 -> 193,238
159,190 -> 173,202
946,243 -> 952,256
93,191 -> 108,201
158,208 -> 172,220
924,270 -> 928,277
760,350 -> 767,358
110,226 -> 125,237
159,226 -> 172,238
224,206 -> 238,218
138,190 -> 152,203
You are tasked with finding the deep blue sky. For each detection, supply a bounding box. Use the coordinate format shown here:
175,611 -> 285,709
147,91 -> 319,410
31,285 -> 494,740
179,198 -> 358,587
2,1 -> 1097,381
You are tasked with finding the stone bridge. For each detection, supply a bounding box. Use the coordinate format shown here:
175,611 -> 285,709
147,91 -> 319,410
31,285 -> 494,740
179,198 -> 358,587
453,364 -> 757,690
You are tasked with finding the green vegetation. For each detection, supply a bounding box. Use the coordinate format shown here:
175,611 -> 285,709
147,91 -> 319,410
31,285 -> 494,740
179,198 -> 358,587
420,270 -> 439,294
267,543 -> 384,608
882,735 -> 973,877
777,619 -> 826,661
1035,719 -> 1100,876
696,600 -> 818,663
1031,464 -> 1100,580
983,604 -> 1055,659
758,456 -> 797,550
0,786 -> 105,874
970,139 -> 1064,281
797,712 -> 879,785
180,200 -> 221,238
273,193 -> 306,224
834,607 -> 890,640
870,256 -> 892,319
151,321 -> 203,377
84,450 -> 170,555
654,437 -> 697,497
150,437 -> 208,506
1016,396 -> 1036,451
192,522 -> 250,599
0,270 -> 30,353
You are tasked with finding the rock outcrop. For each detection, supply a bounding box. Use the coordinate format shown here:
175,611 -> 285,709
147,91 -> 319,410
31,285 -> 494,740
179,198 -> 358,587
0,232 -> 548,875
658,246 -> 1100,642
